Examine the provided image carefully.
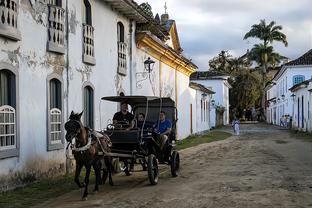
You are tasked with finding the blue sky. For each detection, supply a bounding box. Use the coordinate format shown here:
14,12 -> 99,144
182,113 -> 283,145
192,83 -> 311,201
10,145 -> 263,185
136,0 -> 312,70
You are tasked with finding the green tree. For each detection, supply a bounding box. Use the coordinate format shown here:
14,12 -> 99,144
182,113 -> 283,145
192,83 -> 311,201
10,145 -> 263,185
208,51 -> 261,119
244,20 -> 288,116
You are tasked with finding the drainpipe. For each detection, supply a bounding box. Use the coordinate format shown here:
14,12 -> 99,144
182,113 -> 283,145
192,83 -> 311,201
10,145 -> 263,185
65,0 -> 71,174
129,21 -> 133,95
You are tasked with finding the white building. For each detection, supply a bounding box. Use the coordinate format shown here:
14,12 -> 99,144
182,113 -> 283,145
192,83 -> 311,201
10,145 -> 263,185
0,0 -> 214,189
266,49 -> 312,125
189,82 -> 215,134
289,80 -> 312,132
190,70 -> 231,127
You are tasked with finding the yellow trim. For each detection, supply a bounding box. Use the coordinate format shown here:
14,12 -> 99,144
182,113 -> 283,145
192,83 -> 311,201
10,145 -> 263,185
136,32 -> 196,77
169,22 -> 181,53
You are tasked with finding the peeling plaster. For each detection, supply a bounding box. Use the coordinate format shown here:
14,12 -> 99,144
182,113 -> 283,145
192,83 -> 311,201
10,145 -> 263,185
114,74 -> 125,95
23,0 -> 49,26
76,65 -> 92,82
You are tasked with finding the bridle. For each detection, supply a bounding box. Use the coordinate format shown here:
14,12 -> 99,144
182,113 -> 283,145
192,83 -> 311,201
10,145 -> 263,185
65,119 -> 91,152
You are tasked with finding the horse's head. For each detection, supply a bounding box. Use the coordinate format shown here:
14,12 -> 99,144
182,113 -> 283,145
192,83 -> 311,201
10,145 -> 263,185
64,111 -> 84,144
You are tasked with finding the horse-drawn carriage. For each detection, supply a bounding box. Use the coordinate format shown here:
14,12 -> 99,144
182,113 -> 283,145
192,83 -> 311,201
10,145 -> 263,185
65,96 -> 180,200
102,96 -> 180,184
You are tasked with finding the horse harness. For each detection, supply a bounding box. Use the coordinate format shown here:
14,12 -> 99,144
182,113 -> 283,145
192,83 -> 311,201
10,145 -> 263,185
65,119 -> 112,157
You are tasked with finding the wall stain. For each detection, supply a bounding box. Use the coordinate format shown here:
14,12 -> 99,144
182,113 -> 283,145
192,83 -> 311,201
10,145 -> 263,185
0,157 -> 65,192
69,8 -> 79,34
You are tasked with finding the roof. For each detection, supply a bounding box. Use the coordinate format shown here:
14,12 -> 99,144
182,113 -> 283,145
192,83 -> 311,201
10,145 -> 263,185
101,96 -> 175,106
189,82 -> 215,94
289,79 -> 312,92
101,0 -> 148,23
162,19 -> 174,32
273,49 -> 312,81
285,49 -> 312,66
190,70 -> 229,80
136,31 -> 197,75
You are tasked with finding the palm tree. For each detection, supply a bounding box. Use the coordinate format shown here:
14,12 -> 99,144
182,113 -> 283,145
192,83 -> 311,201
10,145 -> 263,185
248,44 -> 282,74
244,19 -> 287,78
244,19 -> 288,48
244,20 -> 287,118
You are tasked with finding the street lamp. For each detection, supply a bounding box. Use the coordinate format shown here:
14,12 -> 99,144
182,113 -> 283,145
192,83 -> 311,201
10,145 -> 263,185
136,57 -> 155,88
144,57 -> 155,73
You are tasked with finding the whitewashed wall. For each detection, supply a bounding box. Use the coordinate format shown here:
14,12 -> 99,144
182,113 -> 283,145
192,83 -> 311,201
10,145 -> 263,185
292,82 -> 312,132
268,66 -> 312,126
193,79 -> 230,126
0,1 -> 66,176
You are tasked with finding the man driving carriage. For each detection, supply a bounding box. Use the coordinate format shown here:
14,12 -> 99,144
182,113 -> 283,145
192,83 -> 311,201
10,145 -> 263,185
113,102 -> 135,130
154,111 -> 172,151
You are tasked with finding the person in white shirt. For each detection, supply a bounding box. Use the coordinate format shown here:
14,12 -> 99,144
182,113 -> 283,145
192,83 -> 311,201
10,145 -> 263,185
232,118 -> 240,136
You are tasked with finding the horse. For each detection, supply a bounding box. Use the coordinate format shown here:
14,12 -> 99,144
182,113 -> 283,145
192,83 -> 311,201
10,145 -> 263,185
64,111 -> 114,200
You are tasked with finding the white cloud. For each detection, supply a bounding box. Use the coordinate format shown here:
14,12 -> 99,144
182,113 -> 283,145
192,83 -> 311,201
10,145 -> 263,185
136,0 -> 312,69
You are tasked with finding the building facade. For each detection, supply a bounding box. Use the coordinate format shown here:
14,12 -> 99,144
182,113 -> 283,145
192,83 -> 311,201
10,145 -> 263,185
190,71 -> 231,127
266,49 -> 312,125
289,80 -> 312,132
0,0 -> 214,189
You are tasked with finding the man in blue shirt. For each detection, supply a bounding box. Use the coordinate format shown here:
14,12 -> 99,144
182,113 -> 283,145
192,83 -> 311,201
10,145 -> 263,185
154,111 -> 172,150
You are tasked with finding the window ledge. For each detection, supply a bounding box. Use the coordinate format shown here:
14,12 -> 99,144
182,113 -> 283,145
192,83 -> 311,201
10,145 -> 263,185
47,143 -> 64,151
0,27 -> 21,41
0,148 -> 19,159
83,54 -> 96,65
47,42 -> 65,54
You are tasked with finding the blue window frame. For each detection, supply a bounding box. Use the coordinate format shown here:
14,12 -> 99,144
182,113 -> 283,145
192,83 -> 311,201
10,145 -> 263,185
293,75 -> 305,86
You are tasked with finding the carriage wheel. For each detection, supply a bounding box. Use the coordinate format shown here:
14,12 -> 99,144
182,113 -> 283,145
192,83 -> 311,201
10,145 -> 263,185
170,151 -> 180,177
147,154 -> 159,185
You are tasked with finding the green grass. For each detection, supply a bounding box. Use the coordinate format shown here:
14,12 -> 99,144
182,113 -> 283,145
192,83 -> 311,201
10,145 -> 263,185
290,130 -> 312,141
176,131 -> 232,150
0,170 -> 96,208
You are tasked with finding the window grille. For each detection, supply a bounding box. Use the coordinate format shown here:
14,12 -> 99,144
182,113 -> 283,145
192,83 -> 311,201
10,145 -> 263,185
50,108 -> 62,144
293,75 -> 305,86
0,106 -> 16,150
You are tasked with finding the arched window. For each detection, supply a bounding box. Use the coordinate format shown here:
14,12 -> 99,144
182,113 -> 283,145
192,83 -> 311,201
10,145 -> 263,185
293,75 -> 305,86
83,86 -> 94,129
117,22 -> 124,42
47,75 -> 63,150
83,0 -> 92,25
0,69 -> 17,153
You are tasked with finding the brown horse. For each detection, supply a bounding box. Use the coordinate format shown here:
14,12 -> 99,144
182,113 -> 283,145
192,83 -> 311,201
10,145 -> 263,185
65,111 -> 114,200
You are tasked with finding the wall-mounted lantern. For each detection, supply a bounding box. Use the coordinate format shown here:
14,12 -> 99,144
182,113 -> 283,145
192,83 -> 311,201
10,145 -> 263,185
290,93 -> 296,100
281,94 -> 285,100
144,57 -> 155,73
136,57 -> 155,88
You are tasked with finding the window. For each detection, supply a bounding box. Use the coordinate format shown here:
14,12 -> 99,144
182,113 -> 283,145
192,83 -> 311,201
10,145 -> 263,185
117,22 -> 124,43
0,0 -> 21,41
0,66 -> 19,158
47,76 -> 63,151
47,0 -> 65,54
293,75 -> 305,86
82,0 -> 95,65
83,0 -> 92,25
83,86 -> 94,129
117,22 -> 127,75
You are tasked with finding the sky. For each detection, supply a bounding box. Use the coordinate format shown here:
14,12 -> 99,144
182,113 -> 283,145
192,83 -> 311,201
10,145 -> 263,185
136,0 -> 312,70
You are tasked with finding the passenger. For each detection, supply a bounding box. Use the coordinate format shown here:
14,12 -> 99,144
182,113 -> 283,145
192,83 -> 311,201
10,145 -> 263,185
136,113 -> 145,129
154,111 -> 172,150
113,103 -> 134,130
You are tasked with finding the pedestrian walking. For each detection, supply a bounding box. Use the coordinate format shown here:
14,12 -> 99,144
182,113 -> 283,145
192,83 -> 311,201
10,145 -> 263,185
232,118 -> 240,136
